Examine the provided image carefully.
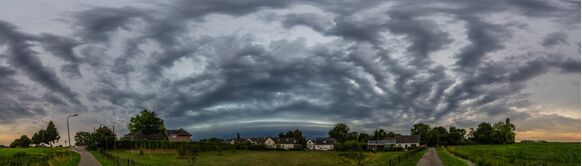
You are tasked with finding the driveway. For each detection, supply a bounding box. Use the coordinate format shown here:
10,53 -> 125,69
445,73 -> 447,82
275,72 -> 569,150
72,147 -> 102,166
416,147 -> 443,166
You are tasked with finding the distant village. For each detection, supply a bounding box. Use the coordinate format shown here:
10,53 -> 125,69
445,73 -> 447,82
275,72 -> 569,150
123,127 -> 421,151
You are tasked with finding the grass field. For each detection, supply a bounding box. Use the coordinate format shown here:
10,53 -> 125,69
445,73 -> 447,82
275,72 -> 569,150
100,149 -> 423,166
0,147 -> 80,165
447,143 -> 581,166
436,147 -> 466,166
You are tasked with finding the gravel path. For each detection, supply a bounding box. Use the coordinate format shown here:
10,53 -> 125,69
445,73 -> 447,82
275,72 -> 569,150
72,147 -> 102,166
416,147 -> 444,166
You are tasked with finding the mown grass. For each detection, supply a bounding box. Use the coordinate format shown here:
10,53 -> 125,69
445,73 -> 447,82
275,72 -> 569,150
0,147 -> 80,165
447,143 -> 580,166
102,149 -> 407,166
436,147 -> 466,166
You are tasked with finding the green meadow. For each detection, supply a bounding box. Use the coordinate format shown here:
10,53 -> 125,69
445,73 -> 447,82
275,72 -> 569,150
446,143 -> 581,166
94,150 -> 424,166
0,147 -> 80,166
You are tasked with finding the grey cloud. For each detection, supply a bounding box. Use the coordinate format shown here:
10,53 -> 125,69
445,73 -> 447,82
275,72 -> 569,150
0,20 -> 82,106
542,32 -> 569,48
37,34 -> 83,78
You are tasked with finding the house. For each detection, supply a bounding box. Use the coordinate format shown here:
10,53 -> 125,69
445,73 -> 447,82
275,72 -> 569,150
166,128 -> 192,142
395,135 -> 420,150
306,139 -> 315,150
247,137 -> 276,148
274,137 -> 302,150
367,138 -> 395,151
314,138 -> 335,150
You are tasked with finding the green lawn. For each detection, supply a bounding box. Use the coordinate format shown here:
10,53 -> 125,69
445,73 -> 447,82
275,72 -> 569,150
447,143 -> 581,166
436,147 -> 466,166
394,149 -> 426,166
0,147 -> 80,165
100,149 -> 410,166
90,151 -> 116,166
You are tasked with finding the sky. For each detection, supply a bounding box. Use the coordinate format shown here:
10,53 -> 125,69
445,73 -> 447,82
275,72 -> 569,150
0,0 -> 580,145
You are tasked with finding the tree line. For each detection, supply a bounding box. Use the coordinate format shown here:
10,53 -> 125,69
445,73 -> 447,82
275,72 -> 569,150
10,121 -> 60,148
411,118 -> 516,146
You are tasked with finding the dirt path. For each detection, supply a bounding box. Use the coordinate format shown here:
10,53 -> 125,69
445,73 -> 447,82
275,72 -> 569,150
416,147 -> 443,166
443,147 -> 477,166
72,147 -> 102,166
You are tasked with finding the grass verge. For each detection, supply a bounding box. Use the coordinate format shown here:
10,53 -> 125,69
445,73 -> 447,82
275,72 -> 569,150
436,147 -> 466,166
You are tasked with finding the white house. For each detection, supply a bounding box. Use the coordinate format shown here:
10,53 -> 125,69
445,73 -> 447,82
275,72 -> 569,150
367,138 -> 395,151
247,137 -> 276,148
275,137 -> 301,150
395,135 -> 420,150
314,138 -> 335,150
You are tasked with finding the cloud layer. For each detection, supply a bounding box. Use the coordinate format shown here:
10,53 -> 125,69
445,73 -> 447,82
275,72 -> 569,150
0,0 -> 579,143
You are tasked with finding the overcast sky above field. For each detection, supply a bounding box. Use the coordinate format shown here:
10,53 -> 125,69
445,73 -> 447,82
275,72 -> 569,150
0,0 -> 580,145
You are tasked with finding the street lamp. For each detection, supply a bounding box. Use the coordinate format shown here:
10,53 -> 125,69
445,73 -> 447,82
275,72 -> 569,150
67,114 -> 79,161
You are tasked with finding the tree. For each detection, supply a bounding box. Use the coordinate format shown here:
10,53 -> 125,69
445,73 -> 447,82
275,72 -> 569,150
411,123 -> 431,145
74,131 -> 93,146
386,131 -> 400,138
45,121 -> 60,147
427,126 -> 448,146
347,132 -> 359,141
373,129 -> 387,140
94,126 -> 116,150
493,118 -> 516,144
10,135 -> 31,148
357,133 -> 369,143
472,122 -> 494,144
128,109 -> 167,140
328,123 -> 350,143
31,132 -> 41,146
447,126 -> 466,145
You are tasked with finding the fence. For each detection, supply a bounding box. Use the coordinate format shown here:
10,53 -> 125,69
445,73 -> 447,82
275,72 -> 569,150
99,150 -> 137,166
0,152 -> 67,166
115,140 -> 236,152
387,147 -> 426,166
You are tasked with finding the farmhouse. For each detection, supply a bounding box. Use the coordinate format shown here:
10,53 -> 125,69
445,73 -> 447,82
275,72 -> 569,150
247,137 -> 276,148
314,138 -> 335,150
274,138 -> 302,150
367,138 -> 396,151
166,128 -> 192,142
394,135 -> 420,150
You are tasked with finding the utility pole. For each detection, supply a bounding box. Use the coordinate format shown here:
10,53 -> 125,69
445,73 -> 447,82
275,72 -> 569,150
67,114 -> 79,161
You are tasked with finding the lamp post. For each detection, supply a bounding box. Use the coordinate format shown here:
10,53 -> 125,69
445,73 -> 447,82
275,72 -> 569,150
67,114 -> 79,161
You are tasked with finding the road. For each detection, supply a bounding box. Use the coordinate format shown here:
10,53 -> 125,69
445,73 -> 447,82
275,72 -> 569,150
416,147 -> 443,166
72,147 -> 102,166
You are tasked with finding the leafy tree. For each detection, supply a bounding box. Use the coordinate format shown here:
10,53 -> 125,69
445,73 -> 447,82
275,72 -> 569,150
373,129 -> 387,140
279,129 -> 305,143
128,109 -> 167,140
74,131 -> 93,146
45,121 -> 60,147
427,126 -> 448,146
411,123 -> 431,145
493,118 -> 516,144
94,126 -> 116,150
328,123 -> 350,143
347,132 -> 359,141
10,135 -> 31,148
447,126 -> 466,145
472,122 -> 494,144
31,132 -> 42,146
357,133 -> 369,143
386,131 -> 400,138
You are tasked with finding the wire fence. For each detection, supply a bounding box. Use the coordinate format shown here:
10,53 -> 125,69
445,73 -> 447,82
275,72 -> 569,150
99,150 -> 138,166
387,147 -> 426,166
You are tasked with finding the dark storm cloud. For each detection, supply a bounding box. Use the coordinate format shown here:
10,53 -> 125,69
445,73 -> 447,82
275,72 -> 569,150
0,0 -> 579,140
0,20 -> 82,106
37,34 -> 83,78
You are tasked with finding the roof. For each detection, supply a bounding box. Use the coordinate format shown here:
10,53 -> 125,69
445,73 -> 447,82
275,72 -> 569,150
395,135 -> 420,143
315,138 -> 335,145
166,128 -> 192,136
275,137 -> 298,144
368,138 -> 396,145
247,137 -> 272,144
